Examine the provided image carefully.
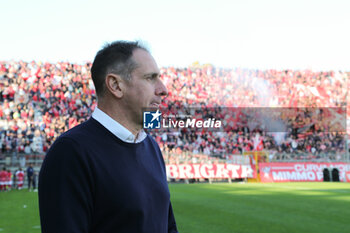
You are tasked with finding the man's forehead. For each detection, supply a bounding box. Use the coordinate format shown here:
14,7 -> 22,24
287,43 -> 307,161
131,49 -> 160,74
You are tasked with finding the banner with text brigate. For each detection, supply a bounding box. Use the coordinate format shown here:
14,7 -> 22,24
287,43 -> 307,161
259,162 -> 350,182
166,164 -> 255,179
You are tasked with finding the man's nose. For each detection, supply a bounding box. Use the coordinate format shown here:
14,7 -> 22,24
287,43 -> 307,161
156,79 -> 168,97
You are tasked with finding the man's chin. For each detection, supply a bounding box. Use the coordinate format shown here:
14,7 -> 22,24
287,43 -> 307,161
149,104 -> 160,110
144,106 -> 159,112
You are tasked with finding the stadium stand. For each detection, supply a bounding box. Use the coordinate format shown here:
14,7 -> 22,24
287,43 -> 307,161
0,61 -> 349,171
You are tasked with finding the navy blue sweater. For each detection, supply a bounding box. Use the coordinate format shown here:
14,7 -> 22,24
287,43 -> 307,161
39,118 -> 178,233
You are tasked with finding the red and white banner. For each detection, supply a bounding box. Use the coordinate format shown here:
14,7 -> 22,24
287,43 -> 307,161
259,162 -> 350,182
166,164 -> 255,179
346,171 -> 350,182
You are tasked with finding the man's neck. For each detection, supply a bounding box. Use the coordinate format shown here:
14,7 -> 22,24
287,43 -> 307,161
97,103 -> 142,137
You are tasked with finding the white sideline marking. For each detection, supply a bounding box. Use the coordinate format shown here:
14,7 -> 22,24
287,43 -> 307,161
261,184 -> 350,193
261,184 -> 310,190
32,226 -> 41,229
316,189 -> 350,193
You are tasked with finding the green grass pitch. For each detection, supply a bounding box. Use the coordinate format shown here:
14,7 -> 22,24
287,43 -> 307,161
0,182 -> 349,233
0,190 -> 40,233
170,182 -> 350,233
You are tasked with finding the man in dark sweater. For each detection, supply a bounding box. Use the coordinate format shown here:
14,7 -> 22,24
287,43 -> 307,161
39,41 -> 178,233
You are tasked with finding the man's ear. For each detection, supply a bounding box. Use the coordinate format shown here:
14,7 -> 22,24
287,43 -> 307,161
105,73 -> 124,98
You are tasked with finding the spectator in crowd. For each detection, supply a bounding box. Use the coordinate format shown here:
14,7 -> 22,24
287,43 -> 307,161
39,41 -> 178,233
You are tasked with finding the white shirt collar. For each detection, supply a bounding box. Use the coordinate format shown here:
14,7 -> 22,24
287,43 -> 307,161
92,107 -> 147,143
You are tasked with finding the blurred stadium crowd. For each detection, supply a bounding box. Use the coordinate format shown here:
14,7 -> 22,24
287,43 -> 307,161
0,61 -> 349,163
